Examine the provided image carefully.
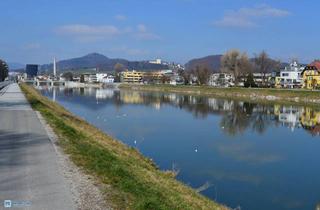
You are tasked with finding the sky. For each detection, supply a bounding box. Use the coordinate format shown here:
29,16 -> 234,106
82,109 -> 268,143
0,0 -> 319,64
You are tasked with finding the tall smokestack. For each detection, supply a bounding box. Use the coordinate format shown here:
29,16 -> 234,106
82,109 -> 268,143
53,57 -> 57,77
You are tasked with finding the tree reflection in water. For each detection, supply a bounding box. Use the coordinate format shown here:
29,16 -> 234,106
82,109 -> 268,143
114,90 -> 320,137
40,86 -> 320,137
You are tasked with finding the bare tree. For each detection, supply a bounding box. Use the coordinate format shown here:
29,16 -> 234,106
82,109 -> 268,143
253,51 -> 280,86
180,70 -> 191,85
193,66 -> 211,85
114,63 -> 125,82
221,49 -> 252,84
62,72 -> 74,81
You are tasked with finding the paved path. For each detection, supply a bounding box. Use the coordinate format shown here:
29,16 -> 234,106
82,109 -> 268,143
0,83 -> 75,210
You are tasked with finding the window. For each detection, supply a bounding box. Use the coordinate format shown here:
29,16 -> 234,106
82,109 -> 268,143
282,73 -> 289,77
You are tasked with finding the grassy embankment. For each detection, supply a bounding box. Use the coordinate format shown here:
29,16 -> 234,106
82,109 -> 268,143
120,84 -> 320,106
20,83 -> 226,210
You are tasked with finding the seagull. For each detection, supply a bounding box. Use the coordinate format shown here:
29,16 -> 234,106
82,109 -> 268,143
195,148 -> 198,153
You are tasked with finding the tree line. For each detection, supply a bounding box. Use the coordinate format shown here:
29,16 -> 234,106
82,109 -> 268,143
184,50 -> 281,86
0,59 -> 9,82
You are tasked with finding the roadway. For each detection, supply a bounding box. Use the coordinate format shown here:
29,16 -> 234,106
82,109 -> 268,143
0,83 -> 75,209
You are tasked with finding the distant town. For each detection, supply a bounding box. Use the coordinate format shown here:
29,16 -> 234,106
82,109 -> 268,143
2,50 -> 320,90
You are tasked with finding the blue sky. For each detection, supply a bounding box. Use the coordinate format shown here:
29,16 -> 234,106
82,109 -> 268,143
0,0 -> 319,64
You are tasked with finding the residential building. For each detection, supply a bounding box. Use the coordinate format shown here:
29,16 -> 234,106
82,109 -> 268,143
102,75 -> 115,83
301,63 -> 320,89
96,73 -> 108,83
81,73 -> 98,83
208,73 -> 234,87
252,72 -> 272,87
121,71 -> 144,83
275,61 -> 304,88
88,74 -> 98,83
143,71 -> 165,84
170,75 -> 184,85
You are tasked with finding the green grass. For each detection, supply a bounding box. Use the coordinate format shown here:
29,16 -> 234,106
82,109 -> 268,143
119,84 -> 320,106
20,83 -> 227,210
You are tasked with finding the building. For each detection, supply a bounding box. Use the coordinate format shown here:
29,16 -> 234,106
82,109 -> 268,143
208,73 -> 234,87
80,73 -> 98,83
88,74 -> 98,83
101,75 -> 115,83
170,75 -> 184,85
121,71 -> 144,83
143,71 -> 165,83
149,59 -> 162,64
252,72 -> 272,87
275,61 -> 304,88
96,73 -> 108,83
26,64 -> 38,79
301,64 -> 320,89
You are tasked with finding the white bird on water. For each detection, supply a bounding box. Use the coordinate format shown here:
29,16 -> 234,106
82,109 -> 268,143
134,140 -> 137,145
195,148 -> 198,153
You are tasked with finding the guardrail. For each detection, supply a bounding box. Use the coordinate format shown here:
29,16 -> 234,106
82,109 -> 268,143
0,81 -> 11,91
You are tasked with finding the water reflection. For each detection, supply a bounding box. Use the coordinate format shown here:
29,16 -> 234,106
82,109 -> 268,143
38,86 -> 320,210
39,86 -> 320,137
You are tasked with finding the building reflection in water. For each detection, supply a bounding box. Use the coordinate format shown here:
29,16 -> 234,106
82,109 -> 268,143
41,86 -> 320,137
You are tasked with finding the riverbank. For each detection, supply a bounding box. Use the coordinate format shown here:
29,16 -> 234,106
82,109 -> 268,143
20,83 -> 227,210
119,84 -> 320,106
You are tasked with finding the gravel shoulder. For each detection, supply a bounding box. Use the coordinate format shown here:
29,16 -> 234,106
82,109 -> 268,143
36,111 -> 112,210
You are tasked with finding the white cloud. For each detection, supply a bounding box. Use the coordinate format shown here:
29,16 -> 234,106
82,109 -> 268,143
135,24 -> 161,40
56,24 -> 120,36
137,24 -> 147,33
55,23 -> 161,42
23,43 -> 41,50
214,4 -> 290,28
111,46 -> 149,56
55,24 -> 122,42
114,14 -> 127,21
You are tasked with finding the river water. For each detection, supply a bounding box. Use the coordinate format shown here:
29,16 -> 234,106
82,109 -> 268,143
39,86 -> 320,210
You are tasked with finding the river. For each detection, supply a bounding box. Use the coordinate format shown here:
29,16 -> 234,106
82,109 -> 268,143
39,86 -> 320,210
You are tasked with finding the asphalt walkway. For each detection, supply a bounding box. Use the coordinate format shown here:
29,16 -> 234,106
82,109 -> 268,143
0,83 -> 75,210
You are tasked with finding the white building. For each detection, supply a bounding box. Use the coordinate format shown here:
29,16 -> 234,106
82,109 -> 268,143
208,73 -> 234,87
252,72 -> 272,87
95,73 -> 115,83
277,61 -> 305,88
278,106 -> 302,132
96,73 -> 108,82
170,75 -> 184,85
102,75 -> 115,83
149,59 -> 162,64
88,74 -> 98,83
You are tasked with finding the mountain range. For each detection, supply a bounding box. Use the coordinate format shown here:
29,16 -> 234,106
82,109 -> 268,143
185,55 -> 223,73
185,55 -> 292,73
40,53 -> 168,72
8,52 -> 295,73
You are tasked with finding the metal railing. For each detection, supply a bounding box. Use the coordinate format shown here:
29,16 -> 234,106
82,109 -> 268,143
0,81 -> 12,94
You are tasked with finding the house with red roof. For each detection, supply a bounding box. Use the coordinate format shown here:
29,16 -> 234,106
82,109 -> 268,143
301,60 -> 320,89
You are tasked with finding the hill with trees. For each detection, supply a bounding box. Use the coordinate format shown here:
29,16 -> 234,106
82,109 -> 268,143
40,53 -> 169,73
